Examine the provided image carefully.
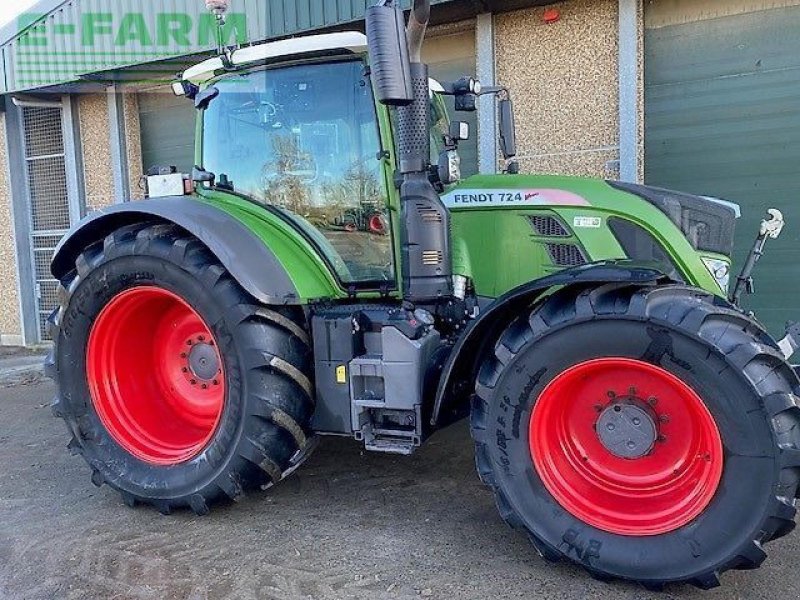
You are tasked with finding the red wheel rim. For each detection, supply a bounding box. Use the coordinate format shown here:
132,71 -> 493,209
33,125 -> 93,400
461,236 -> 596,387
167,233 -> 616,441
86,287 -> 226,465
368,214 -> 387,235
529,358 -> 723,536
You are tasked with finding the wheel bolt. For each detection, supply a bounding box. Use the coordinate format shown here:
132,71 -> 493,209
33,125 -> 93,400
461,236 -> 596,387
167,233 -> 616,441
659,414 -> 670,423
627,441 -> 636,449
182,367 -> 188,373
628,386 -> 637,396
181,353 -> 187,359
607,423 -> 615,431
201,384 -> 208,390
647,396 -> 658,406
632,417 -> 641,426
198,335 -> 205,342
187,340 -> 193,346
607,391 -> 616,399
190,379 -> 197,385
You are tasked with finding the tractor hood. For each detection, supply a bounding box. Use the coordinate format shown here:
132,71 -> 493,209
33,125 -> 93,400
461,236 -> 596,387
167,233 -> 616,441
443,175 -> 738,256
443,174 -> 727,298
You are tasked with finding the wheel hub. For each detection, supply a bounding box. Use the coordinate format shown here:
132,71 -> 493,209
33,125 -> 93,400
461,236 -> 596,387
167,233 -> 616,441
188,342 -> 220,381
596,401 -> 657,459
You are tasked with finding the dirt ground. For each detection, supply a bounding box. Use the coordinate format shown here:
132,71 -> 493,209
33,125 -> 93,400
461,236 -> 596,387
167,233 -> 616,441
2,381 -> 799,600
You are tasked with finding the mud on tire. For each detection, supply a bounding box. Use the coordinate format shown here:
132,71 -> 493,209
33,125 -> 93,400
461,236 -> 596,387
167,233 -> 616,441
470,283 -> 800,589
47,222 -> 315,515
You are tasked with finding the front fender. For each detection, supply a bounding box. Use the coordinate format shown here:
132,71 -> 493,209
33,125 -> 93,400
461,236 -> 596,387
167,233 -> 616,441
430,262 -> 672,427
52,197 -> 307,305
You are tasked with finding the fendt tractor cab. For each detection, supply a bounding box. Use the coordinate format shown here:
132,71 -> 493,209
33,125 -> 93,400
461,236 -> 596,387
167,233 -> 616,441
47,0 -> 800,589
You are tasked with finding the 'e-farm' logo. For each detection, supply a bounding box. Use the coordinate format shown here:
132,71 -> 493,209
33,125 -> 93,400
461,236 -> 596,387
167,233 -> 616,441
17,11 -> 247,49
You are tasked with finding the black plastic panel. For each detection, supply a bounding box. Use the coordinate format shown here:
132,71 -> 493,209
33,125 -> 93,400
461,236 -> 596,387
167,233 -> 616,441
608,181 -> 737,256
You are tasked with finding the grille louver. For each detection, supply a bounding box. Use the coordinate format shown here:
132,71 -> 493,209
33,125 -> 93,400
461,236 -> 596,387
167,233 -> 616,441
546,243 -> 588,267
529,215 -> 570,237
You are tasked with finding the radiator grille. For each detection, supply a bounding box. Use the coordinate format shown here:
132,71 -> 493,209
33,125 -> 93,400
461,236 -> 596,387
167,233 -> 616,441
546,243 -> 588,267
529,215 -> 569,237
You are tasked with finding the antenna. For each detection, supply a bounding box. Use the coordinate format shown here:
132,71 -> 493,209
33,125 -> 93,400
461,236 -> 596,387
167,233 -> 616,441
205,0 -> 230,53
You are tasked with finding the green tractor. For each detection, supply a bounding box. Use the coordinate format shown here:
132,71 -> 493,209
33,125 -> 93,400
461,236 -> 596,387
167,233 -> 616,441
47,0 -> 800,589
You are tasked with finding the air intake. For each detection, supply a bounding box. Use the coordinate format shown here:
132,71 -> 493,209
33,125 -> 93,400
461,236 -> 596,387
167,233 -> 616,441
546,243 -> 587,267
529,215 -> 569,237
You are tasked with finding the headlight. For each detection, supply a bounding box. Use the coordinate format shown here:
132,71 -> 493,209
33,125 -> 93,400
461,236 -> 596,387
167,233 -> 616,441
702,257 -> 731,293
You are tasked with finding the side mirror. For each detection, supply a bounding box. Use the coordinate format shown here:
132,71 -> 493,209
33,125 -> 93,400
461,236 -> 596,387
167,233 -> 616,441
365,3 -> 413,106
194,86 -> 220,110
499,98 -> 517,159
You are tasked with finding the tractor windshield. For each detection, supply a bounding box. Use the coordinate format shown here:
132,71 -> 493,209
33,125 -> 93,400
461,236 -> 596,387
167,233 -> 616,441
202,60 -> 394,285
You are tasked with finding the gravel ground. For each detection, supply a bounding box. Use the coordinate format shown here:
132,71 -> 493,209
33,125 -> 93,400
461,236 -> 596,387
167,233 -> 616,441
1,381 -> 799,600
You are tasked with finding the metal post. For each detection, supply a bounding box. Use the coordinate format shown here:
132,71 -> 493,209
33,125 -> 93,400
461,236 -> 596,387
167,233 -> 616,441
62,95 -> 85,220
3,101 -> 39,345
476,13 -> 498,175
107,84 -> 130,203
618,0 -> 640,183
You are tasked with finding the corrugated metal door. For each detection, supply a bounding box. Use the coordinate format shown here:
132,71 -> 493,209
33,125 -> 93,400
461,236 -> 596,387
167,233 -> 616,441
645,5 -> 800,335
20,104 -> 73,342
138,91 -> 197,174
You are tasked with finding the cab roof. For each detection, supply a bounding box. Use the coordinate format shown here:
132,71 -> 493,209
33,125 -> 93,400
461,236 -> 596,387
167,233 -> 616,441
182,31 -> 368,84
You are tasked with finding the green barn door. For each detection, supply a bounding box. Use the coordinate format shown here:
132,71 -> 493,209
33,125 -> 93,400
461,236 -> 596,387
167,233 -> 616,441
138,91 -> 197,175
645,5 -> 800,336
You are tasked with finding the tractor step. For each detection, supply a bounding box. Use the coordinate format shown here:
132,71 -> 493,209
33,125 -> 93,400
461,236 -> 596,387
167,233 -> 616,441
357,423 -> 420,455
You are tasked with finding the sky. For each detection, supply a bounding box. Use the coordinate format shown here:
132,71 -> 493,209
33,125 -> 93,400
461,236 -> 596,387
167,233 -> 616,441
0,0 -> 40,29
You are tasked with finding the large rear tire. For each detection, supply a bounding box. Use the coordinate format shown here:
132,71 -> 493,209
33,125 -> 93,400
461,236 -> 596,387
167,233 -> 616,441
48,223 -> 315,515
471,283 -> 800,589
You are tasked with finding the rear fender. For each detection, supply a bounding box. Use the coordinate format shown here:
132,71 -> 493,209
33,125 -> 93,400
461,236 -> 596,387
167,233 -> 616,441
430,263 -> 671,427
51,197 -> 303,305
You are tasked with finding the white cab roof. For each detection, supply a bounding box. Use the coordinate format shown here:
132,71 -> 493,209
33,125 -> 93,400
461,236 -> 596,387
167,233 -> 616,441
183,31 -> 368,84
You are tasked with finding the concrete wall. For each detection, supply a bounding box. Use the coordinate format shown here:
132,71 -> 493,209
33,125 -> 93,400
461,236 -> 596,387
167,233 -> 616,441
124,92 -> 145,201
0,113 -> 23,345
78,94 -> 115,212
78,88 -> 144,213
495,0 -> 622,177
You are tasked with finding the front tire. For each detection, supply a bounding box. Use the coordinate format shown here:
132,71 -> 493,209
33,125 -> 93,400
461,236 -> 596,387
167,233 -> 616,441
49,223 -> 315,514
471,283 -> 800,588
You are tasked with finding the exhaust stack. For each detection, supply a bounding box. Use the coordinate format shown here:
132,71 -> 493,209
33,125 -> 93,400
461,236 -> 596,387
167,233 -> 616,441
407,0 -> 431,63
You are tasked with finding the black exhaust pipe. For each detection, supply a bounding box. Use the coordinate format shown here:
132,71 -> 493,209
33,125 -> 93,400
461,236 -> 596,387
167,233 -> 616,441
366,0 -> 451,302
407,0 -> 430,63
397,0 -> 452,302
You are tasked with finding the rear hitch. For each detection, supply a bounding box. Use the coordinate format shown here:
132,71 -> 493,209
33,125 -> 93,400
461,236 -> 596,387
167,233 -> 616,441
730,209 -> 785,306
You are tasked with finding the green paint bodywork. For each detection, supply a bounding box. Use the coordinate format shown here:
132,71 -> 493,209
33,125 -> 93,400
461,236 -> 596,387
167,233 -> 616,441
190,58 -> 724,305
194,188 -> 346,301
447,175 -> 722,297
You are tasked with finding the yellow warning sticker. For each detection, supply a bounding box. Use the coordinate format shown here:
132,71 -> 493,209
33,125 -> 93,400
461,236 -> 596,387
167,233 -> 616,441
336,365 -> 347,384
